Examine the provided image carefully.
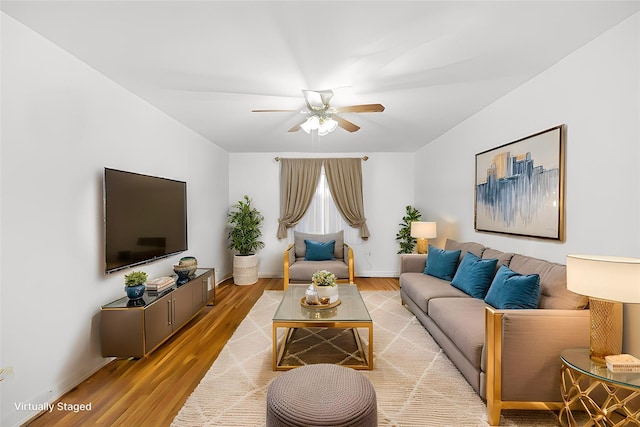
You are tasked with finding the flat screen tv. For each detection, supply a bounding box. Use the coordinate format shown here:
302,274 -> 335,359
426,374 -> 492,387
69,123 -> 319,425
104,168 -> 188,274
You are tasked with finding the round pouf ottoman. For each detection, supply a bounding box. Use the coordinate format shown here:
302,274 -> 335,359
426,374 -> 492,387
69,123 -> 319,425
266,364 -> 377,427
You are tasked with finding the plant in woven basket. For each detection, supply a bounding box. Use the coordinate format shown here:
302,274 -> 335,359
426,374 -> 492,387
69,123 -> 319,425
227,195 -> 265,256
312,270 -> 337,287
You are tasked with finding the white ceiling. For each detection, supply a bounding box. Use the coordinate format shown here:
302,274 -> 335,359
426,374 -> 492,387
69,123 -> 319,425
3,1 -> 639,153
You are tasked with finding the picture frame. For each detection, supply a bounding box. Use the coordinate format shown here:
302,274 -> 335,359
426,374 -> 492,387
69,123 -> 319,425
474,125 -> 565,241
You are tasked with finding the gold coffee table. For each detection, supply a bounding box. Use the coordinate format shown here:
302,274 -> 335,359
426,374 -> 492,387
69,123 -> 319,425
272,284 -> 373,371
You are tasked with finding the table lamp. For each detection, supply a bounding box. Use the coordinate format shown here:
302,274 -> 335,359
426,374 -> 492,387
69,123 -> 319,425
566,254 -> 640,363
410,222 -> 437,254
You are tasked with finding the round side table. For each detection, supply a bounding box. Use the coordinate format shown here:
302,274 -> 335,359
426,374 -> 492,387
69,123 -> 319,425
560,348 -> 640,426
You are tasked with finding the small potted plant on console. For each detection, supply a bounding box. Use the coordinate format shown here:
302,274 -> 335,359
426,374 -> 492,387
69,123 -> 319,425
124,271 -> 148,300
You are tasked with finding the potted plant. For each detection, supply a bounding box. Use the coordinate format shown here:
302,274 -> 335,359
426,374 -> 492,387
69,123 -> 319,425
227,195 -> 264,285
312,270 -> 339,304
124,271 -> 148,300
395,205 -> 422,254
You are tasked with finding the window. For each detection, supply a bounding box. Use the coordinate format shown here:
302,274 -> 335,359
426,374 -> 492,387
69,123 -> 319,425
292,167 -> 360,243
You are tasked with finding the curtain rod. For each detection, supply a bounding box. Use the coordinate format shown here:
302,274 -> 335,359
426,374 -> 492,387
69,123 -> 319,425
274,156 -> 369,162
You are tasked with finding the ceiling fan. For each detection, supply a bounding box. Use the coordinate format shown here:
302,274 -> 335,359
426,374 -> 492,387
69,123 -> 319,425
252,89 -> 384,135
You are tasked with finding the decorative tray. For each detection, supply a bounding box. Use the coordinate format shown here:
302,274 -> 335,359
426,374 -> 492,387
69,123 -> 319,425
300,297 -> 341,310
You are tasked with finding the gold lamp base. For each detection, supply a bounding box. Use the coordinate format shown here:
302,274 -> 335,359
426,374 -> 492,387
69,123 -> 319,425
416,238 -> 429,254
588,297 -> 623,364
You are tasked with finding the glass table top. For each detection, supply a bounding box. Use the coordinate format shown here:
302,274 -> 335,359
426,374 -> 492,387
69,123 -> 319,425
561,348 -> 640,389
273,284 -> 372,323
102,268 -> 210,309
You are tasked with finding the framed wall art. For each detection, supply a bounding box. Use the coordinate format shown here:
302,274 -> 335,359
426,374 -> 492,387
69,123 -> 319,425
475,125 -> 565,241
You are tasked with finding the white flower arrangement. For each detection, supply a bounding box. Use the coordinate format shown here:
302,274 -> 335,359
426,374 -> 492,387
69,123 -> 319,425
312,270 -> 337,287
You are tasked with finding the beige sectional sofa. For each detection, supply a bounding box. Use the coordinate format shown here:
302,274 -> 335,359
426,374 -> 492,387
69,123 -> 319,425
399,239 -> 590,425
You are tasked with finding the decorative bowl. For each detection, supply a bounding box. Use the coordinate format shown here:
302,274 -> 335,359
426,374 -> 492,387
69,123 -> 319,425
173,264 -> 192,285
179,256 -> 197,274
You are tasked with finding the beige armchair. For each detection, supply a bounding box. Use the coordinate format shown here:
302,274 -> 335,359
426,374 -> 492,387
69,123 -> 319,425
283,231 -> 354,290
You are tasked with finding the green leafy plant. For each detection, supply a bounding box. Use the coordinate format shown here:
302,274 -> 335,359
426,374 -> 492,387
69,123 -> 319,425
227,195 -> 265,256
312,270 -> 337,287
124,271 -> 148,287
395,205 -> 422,254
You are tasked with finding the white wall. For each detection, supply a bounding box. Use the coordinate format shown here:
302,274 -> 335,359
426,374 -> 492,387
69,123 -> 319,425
228,152 -> 415,278
0,15 -> 229,426
415,13 -> 640,353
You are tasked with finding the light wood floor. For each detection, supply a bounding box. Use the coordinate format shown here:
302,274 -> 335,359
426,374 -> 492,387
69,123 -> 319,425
25,277 -> 399,427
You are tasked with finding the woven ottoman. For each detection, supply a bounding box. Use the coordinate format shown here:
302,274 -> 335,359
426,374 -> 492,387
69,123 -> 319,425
266,364 -> 377,426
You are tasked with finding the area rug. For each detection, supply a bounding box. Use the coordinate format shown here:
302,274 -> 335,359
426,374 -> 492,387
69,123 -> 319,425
172,291 -> 563,426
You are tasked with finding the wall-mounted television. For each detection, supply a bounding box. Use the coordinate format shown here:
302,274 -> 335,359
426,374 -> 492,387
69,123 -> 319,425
104,168 -> 188,274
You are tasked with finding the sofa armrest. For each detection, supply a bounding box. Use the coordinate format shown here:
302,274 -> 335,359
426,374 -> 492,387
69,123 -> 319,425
400,254 -> 427,274
344,243 -> 355,283
485,306 -> 590,425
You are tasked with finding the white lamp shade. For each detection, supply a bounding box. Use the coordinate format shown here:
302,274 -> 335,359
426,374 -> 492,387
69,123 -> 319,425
567,254 -> 640,303
410,222 -> 437,239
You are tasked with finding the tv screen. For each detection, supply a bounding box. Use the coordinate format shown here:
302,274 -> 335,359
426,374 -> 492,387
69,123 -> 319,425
104,168 -> 187,274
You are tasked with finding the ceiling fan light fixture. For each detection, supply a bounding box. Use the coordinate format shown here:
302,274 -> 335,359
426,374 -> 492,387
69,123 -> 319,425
303,115 -> 338,136
300,115 -> 320,134
322,117 -> 338,134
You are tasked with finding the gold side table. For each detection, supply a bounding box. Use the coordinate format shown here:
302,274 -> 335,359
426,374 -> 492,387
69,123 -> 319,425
560,348 -> 640,426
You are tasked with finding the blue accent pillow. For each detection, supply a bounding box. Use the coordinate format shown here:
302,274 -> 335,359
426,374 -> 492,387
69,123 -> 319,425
450,253 -> 498,299
304,240 -> 336,261
484,265 -> 541,309
423,245 -> 461,281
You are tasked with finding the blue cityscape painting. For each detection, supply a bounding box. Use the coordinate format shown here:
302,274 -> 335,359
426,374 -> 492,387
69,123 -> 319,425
475,125 -> 565,240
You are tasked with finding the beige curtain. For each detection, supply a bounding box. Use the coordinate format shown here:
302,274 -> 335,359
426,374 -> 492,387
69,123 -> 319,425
277,158 -> 323,239
324,158 -> 370,239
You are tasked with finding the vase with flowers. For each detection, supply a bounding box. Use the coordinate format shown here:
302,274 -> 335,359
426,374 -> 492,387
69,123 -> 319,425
312,270 -> 339,304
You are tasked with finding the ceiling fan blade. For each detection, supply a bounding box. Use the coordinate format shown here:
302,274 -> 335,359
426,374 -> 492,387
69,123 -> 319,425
335,104 -> 385,113
252,109 -> 297,112
334,115 -> 360,133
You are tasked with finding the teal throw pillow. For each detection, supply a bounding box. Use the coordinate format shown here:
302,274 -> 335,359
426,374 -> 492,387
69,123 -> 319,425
304,240 -> 336,261
423,245 -> 461,281
451,252 -> 498,299
484,265 -> 541,309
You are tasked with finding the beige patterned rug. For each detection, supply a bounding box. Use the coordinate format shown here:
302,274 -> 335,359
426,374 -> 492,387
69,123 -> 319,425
172,291 -> 564,426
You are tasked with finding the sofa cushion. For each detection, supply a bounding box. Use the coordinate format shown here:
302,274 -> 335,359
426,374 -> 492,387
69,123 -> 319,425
294,231 -> 344,259
428,297 -> 488,368
424,245 -> 461,281
509,254 -> 588,309
445,239 -> 486,262
485,265 -> 541,309
481,248 -> 514,269
304,239 -> 336,261
451,253 -> 498,299
288,260 -> 350,281
400,273 -> 469,313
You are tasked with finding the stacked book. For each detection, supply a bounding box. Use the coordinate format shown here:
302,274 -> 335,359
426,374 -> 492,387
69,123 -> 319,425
605,354 -> 640,372
146,276 -> 175,293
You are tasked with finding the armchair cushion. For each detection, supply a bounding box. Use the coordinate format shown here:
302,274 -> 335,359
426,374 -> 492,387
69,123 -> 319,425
288,260 -> 350,281
304,240 -> 336,261
294,231 -> 344,259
